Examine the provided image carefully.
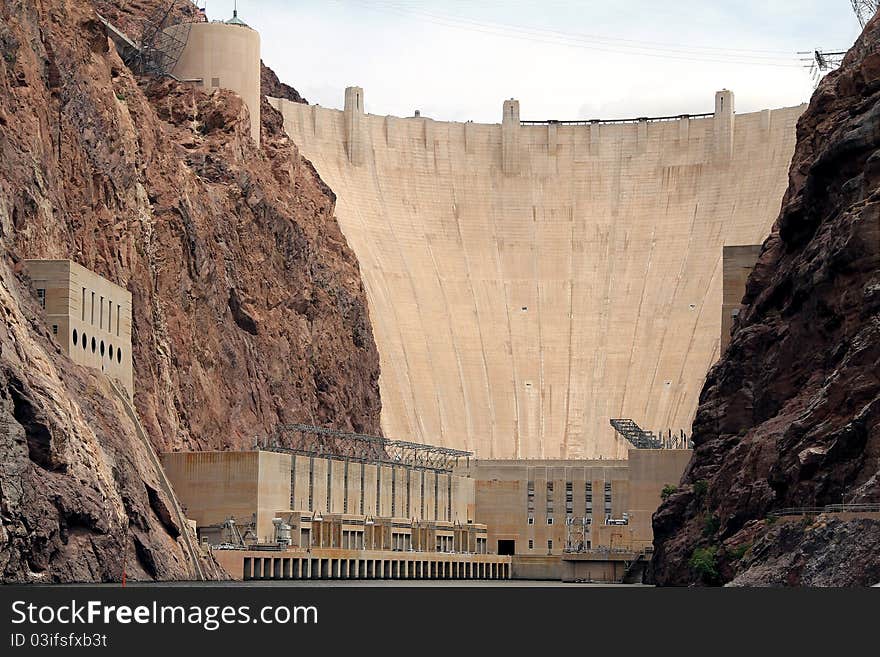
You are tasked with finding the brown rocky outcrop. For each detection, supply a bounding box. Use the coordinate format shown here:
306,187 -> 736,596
651,16 -> 880,586
0,0 -> 381,582
261,61 -> 307,105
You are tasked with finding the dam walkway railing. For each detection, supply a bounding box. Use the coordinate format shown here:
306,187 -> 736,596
768,503 -> 880,518
521,112 -> 714,126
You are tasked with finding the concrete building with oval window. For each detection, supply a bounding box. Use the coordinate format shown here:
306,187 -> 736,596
165,10 -> 262,146
25,259 -> 133,397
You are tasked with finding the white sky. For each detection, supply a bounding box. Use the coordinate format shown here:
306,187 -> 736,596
204,1 -> 863,122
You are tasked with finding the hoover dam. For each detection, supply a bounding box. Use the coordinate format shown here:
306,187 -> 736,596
269,90 -> 805,459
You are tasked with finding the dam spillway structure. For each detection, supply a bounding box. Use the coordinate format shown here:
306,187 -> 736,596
269,89 -> 806,460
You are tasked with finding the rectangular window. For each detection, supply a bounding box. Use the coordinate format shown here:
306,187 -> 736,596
108,299 -> 113,332
527,517 -> 534,525
406,468 -> 411,517
447,475 -> 452,522
376,467 -> 381,515
36,288 -> 46,309
90,292 -> 94,325
547,540 -> 553,550
82,288 -> 86,320
116,304 -> 120,336
211,77 -> 220,87
391,468 -> 396,517
100,296 -> 104,330
547,517 -> 553,525
308,457 -> 314,510
359,464 -> 365,515
326,460 -> 332,512
51,324 -> 58,335
528,540 -> 534,550
343,461 -> 349,514
289,457 -> 296,509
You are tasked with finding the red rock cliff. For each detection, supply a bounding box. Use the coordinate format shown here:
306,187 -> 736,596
0,0 -> 381,581
651,17 -> 880,586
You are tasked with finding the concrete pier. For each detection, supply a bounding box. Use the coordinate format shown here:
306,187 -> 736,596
217,549 -> 512,582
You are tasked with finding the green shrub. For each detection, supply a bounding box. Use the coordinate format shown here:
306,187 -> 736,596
702,514 -> 720,537
689,546 -> 719,583
729,543 -> 751,560
660,484 -> 677,501
693,479 -> 709,502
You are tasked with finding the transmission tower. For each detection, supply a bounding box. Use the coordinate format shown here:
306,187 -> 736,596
852,1 -> 880,27
799,49 -> 847,85
133,0 -> 194,77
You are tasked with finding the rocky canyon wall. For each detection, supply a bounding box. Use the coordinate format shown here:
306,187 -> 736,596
651,16 -> 880,586
0,0 -> 380,581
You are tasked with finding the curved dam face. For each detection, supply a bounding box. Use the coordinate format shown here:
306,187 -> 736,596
270,91 -> 804,459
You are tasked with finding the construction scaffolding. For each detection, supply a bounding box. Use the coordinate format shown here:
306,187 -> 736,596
261,423 -> 472,473
610,419 -> 692,450
98,1 -> 195,78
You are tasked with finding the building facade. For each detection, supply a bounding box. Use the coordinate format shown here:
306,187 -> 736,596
25,259 -> 133,396
161,450 -> 478,546
167,15 -> 262,146
457,448 -> 693,557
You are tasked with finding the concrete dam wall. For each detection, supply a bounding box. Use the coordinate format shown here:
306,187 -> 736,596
269,90 -> 805,459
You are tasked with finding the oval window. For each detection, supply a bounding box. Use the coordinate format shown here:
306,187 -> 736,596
72,329 -> 78,346
82,333 -> 88,350
91,337 -> 96,353
109,344 -> 114,360
100,340 -> 105,357
117,349 -> 122,364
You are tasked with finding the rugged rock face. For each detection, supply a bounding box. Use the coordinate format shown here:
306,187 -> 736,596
651,16 -> 880,586
261,62 -> 307,105
0,0 -> 381,581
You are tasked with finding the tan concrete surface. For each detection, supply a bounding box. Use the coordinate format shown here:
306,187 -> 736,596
214,547 -> 511,581
25,259 -> 133,396
721,244 -> 763,352
162,450 -> 477,542
169,21 -> 261,146
269,89 -> 805,459
459,450 -> 690,556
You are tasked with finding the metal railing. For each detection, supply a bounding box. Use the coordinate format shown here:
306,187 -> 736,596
768,503 -> 880,517
521,112 -> 714,127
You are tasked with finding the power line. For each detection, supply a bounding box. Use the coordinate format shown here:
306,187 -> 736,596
337,1 -> 807,68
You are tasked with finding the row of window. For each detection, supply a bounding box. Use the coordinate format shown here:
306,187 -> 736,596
81,287 -> 121,337
527,540 -> 553,550
292,457 -> 451,520
528,515 -> 593,526
71,329 -> 123,364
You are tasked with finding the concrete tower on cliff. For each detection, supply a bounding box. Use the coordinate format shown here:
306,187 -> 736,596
167,7 -> 262,146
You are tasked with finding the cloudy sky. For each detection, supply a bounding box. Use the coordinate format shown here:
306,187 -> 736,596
204,1 -> 862,122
